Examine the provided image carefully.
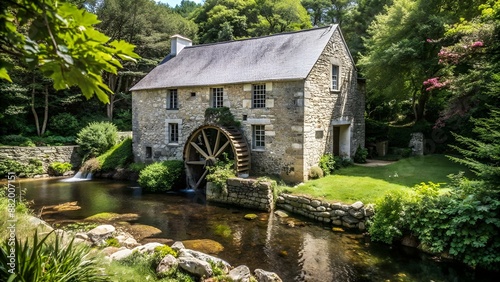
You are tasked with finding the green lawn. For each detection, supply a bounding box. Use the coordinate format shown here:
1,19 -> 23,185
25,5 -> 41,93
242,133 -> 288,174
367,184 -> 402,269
284,154 -> 473,204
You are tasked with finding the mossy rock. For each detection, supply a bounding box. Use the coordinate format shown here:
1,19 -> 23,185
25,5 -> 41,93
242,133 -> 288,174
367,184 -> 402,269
182,239 -> 224,254
244,214 -> 258,220
84,212 -> 139,223
125,224 -> 162,241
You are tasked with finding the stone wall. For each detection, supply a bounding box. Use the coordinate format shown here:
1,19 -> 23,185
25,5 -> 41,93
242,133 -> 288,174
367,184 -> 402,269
303,28 -> 365,181
0,146 -> 81,172
206,178 -> 274,212
276,194 -> 373,231
132,81 -> 306,182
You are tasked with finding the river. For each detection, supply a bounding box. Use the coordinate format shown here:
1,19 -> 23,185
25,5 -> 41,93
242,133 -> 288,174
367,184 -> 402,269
16,178 -> 495,282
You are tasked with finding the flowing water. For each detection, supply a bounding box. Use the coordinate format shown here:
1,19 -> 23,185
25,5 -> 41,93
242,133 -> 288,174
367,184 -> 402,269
17,178 -> 495,282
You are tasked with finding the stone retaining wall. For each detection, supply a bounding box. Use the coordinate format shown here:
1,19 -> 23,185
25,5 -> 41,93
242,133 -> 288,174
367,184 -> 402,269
206,178 -> 274,212
0,146 -> 81,172
276,194 -> 374,231
206,177 -> 374,231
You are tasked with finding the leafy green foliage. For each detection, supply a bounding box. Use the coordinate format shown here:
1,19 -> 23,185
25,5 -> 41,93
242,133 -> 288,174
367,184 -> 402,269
367,190 -> 413,244
0,231 -> 109,282
110,249 -> 195,282
48,162 -> 72,176
1,0 -> 140,103
193,0 -> 311,43
449,109 -> 500,186
308,166 -> 324,179
76,121 -> 118,158
359,0 -> 482,121
353,145 -> 368,164
105,238 -> 121,248
128,162 -> 147,173
204,107 -> 240,127
49,113 -> 80,137
206,156 -> 236,192
369,178 -> 500,270
0,135 -> 35,147
318,153 -> 336,176
152,245 -> 178,265
138,160 -> 185,192
96,138 -> 133,171
0,159 -> 43,178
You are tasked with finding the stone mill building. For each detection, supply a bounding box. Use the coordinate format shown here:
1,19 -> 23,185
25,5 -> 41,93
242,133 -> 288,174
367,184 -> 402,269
130,25 -> 365,187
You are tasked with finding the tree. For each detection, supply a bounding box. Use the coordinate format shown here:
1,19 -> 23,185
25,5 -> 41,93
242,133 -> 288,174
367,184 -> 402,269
253,0 -> 311,35
192,0 -> 258,43
87,0 -> 197,119
436,1 -> 500,186
0,0 -> 139,103
358,0 -> 485,122
192,0 -> 311,43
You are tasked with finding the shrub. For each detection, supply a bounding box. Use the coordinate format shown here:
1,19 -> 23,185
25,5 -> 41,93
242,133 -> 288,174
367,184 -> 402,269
206,154 -> 235,192
76,121 -> 117,158
153,245 -> 178,265
31,135 -> 75,146
308,166 -> 324,179
0,159 -> 43,178
48,162 -> 72,176
128,162 -> 147,173
96,138 -> 133,171
0,231 -> 109,282
334,156 -> 352,170
138,160 -> 185,192
353,145 -> 368,163
319,153 -> 336,175
0,134 -> 35,147
204,107 -> 241,127
49,113 -> 80,136
367,190 -> 413,244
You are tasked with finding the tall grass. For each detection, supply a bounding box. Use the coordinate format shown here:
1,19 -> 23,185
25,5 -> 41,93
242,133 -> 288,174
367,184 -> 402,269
0,231 -> 109,282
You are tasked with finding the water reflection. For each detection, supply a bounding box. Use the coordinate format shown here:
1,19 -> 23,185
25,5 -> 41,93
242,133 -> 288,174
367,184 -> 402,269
19,178 -> 496,282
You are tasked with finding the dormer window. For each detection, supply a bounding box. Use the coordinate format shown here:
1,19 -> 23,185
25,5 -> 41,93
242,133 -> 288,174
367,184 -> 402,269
211,87 -> 224,108
332,65 -> 339,91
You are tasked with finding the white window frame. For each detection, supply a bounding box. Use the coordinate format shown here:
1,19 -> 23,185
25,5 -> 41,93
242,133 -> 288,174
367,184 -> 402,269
331,65 -> 340,91
211,87 -> 224,108
252,84 -> 266,108
252,125 -> 265,150
167,89 -> 178,110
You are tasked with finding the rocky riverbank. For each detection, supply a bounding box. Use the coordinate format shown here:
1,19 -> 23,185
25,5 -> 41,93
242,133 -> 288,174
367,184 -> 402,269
29,216 -> 282,282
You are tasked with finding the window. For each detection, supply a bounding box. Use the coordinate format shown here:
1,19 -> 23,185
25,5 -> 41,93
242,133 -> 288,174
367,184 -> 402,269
168,123 -> 179,143
211,88 -> 224,108
252,84 -> 266,108
252,125 -> 265,149
145,146 -> 152,158
332,65 -> 339,91
167,89 -> 178,109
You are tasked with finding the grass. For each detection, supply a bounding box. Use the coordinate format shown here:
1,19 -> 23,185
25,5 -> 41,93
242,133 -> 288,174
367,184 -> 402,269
285,154 -> 473,204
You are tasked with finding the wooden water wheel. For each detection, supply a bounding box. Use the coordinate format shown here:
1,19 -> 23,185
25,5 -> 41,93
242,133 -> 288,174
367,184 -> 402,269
183,124 -> 250,189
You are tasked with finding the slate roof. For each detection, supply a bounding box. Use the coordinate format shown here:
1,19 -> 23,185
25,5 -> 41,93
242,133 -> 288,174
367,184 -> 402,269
130,25 -> 340,91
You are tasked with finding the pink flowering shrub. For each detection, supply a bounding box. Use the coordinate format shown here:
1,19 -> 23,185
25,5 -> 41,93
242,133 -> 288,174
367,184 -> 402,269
423,77 -> 448,91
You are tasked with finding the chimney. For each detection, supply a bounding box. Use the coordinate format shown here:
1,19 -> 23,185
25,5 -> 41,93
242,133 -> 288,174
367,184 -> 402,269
170,34 -> 192,56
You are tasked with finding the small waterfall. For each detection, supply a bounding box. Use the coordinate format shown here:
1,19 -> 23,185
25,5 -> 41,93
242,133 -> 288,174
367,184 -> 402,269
60,170 -> 93,182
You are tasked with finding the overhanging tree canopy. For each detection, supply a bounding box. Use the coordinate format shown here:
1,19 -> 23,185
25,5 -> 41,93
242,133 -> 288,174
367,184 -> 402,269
0,0 -> 140,103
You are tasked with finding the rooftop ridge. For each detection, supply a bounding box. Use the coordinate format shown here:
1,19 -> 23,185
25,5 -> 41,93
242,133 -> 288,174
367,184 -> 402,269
184,25 -> 337,50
